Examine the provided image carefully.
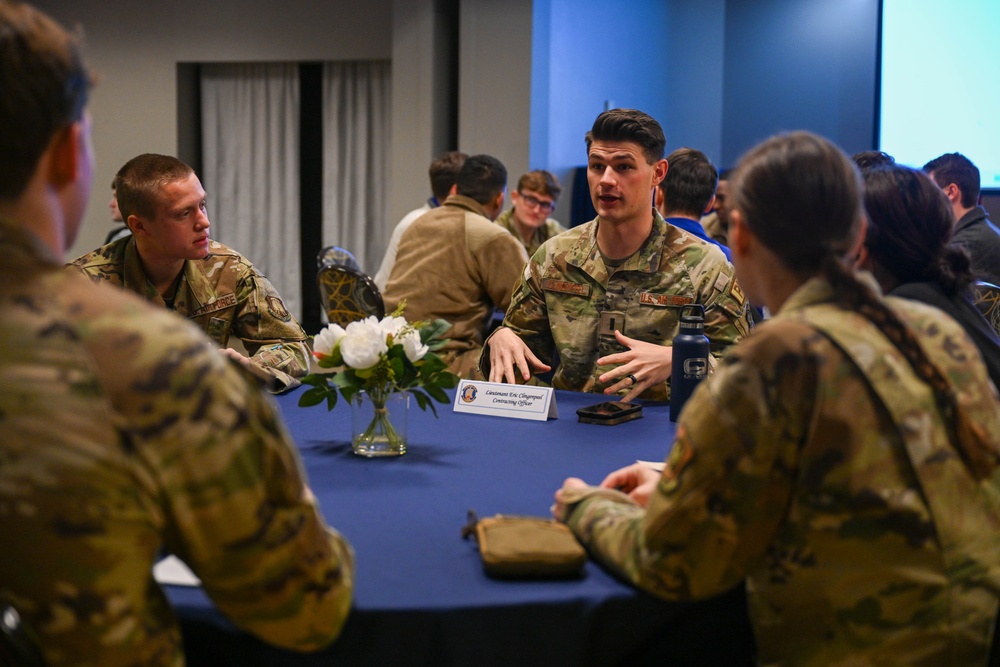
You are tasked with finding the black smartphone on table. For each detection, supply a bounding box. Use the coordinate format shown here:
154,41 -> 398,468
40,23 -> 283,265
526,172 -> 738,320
576,400 -> 643,425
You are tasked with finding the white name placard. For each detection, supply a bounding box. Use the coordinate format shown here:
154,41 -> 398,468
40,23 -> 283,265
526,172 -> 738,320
452,380 -> 558,421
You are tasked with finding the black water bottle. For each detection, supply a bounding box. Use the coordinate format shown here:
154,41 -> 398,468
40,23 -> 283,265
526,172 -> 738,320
670,304 -> 709,422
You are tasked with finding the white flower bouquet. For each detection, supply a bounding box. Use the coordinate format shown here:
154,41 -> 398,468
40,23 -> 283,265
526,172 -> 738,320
299,305 -> 459,451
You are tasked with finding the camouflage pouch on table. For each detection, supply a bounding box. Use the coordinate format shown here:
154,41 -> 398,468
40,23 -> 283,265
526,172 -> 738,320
461,510 -> 586,579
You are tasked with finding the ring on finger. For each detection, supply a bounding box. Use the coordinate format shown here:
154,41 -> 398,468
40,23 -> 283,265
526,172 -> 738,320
625,373 -> 637,386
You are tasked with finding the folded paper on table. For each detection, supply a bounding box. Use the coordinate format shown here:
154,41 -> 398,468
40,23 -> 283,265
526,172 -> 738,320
154,554 -> 201,587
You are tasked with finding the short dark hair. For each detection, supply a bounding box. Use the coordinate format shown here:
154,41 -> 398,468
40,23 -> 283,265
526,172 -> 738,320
0,1 -> 91,199
585,108 -> 666,164
429,151 -> 467,202
116,154 -> 195,222
659,148 -> 718,218
863,164 -> 972,295
923,152 -> 980,208
455,154 -> 507,206
517,170 -> 562,200
851,150 -> 895,176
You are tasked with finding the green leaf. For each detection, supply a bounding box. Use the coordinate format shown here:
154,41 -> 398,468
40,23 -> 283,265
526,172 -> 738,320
333,371 -> 359,390
419,354 -> 446,374
298,386 -> 330,408
424,383 -> 449,404
389,355 -> 405,382
412,390 -> 430,411
411,389 -> 440,418
300,374 -> 329,388
341,385 -> 361,404
437,372 -> 460,389
420,319 -> 452,344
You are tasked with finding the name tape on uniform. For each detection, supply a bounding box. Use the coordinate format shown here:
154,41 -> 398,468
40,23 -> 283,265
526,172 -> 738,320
452,380 -> 558,421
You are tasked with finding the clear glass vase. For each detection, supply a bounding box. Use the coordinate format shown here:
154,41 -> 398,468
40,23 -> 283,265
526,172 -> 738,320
351,390 -> 409,457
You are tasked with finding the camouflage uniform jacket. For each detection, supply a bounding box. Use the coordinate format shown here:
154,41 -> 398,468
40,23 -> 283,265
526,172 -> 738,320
560,276 -> 1000,665
484,210 -> 751,401
383,194 -> 528,378
70,236 -> 308,392
0,221 -> 354,666
494,207 -> 567,258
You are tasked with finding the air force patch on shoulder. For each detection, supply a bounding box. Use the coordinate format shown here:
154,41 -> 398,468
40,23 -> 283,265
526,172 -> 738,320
266,295 -> 292,322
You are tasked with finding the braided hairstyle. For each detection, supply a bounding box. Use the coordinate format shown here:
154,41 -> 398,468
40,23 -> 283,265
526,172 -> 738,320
730,132 -> 996,480
862,165 -> 973,297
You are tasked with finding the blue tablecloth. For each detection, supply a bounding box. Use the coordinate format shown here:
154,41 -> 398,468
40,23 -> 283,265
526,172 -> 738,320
168,388 -> 754,666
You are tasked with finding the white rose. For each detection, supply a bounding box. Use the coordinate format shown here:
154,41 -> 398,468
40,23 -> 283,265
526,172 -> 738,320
399,329 -> 429,362
311,324 -> 346,374
340,318 -> 388,369
379,315 -> 408,338
313,323 -> 346,356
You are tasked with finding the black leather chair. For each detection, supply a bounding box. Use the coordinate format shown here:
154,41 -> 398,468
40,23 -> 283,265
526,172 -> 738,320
972,281 -> 1000,337
317,265 -> 385,327
0,603 -> 44,667
316,245 -> 361,273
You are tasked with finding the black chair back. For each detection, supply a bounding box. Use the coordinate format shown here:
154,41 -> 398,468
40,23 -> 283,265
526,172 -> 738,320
317,265 -> 385,327
972,281 -> 1000,337
316,246 -> 360,272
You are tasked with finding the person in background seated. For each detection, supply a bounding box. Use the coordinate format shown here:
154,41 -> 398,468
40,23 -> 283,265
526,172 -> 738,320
70,154 -> 309,392
856,163 -> 1000,389
494,169 -> 566,257
382,154 -> 528,377
924,152 -> 1000,286
0,3 -> 353,664
700,167 -> 732,246
553,131 -> 1000,665
373,150 -> 467,290
483,109 -> 750,402
104,177 -> 131,244
851,149 -> 895,175
654,147 -> 732,261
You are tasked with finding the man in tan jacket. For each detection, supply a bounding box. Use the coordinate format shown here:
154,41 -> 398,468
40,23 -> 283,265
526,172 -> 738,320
383,154 -> 528,377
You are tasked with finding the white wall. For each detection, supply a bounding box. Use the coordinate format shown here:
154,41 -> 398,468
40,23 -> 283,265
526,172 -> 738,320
457,0 -> 534,197
33,0 -> 392,258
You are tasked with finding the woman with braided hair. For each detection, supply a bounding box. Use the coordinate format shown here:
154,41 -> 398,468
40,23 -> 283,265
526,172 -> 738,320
857,163 -> 1000,390
552,131 -> 1000,665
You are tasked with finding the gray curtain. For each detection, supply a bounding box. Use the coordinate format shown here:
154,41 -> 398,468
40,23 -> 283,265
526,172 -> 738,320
322,61 -> 391,274
201,62 -> 302,319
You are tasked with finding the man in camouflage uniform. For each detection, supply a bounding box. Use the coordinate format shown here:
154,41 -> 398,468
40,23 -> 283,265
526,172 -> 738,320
554,132 -> 1000,664
494,169 -> 566,258
70,153 -> 308,392
0,3 -> 353,664
482,109 -> 750,402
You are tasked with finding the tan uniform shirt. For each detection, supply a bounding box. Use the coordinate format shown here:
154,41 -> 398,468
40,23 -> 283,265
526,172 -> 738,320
383,194 -> 529,377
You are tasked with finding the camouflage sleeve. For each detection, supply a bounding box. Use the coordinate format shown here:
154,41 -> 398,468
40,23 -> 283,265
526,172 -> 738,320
563,323 -> 817,600
232,269 -> 310,391
479,248 -> 557,377
696,256 -> 752,361
87,307 -> 354,650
